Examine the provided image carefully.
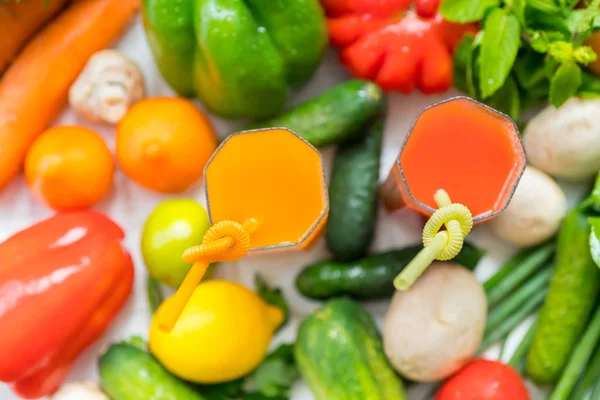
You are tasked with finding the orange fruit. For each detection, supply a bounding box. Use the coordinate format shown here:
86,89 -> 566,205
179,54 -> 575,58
116,97 -> 217,193
25,126 -> 114,211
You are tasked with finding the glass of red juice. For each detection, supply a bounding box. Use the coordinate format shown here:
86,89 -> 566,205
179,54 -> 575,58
381,97 -> 526,223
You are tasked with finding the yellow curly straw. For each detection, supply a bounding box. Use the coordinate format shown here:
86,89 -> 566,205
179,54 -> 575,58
158,218 -> 260,332
393,190 -> 473,291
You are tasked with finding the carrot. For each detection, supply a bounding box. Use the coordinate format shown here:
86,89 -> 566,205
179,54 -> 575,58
0,0 -> 140,191
0,0 -> 69,74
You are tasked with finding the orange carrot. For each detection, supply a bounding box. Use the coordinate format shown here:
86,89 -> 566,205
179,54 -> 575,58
0,0 -> 140,191
0,0 -> 69,74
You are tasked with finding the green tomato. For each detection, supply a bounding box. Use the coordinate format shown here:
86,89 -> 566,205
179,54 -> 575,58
142,199 -> 211,287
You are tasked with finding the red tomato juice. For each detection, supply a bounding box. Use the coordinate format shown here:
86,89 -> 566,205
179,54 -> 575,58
384,97 -> 525,222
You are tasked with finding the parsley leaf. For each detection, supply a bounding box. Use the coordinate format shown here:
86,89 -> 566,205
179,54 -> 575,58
255,274 -> 289,330
197,344 -> 298,399
198,380 -> 245,400
250,344 -> 298,398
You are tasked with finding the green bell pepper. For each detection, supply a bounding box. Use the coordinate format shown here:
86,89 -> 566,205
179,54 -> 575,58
143,0 -> 328,120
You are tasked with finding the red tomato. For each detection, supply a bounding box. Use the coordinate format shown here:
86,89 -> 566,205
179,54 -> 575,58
436,359 -> 530,400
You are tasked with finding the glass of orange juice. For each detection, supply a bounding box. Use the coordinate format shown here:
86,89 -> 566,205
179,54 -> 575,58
205,127 -> 328,251
381,96 -> 526,223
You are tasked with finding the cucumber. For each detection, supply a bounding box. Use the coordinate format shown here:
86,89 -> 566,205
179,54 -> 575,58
296,242 -> 484,300
244,80 -> 384,147
326,117 -> 383,261
99,342 -> 205,400
527,209 -> 600,384
295,298 -> 407,400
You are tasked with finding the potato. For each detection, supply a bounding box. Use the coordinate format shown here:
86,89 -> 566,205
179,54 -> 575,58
383,262 -> 486,382
490,166 -> 567,247
524,98 -> 600,182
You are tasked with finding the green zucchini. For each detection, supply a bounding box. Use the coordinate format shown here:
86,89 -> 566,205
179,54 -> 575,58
326,117 -> 383,261
295,298 -> 407,400
244,80 -> 384,147
296,242 -> 485,300
99,342 -> 205,400
527,209 -> 600,384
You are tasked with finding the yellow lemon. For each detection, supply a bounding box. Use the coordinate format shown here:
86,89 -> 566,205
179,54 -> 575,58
149,280 -> 284,384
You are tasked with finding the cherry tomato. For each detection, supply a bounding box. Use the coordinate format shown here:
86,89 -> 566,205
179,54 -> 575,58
436,359 -> 530,400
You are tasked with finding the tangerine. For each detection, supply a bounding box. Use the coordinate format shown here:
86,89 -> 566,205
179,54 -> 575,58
25,126 -> 114,210
116,97 -> 217,193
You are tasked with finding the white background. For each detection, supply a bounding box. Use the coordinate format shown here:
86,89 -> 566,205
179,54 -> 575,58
0,16 -> 563,400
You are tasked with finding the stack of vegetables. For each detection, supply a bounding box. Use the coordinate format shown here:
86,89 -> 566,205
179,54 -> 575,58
3,0 -> 600,399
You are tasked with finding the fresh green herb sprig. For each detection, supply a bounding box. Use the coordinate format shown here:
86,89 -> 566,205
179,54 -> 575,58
443,0 -> 600,120
198,344 -> 298,400
255,274 -> 289,331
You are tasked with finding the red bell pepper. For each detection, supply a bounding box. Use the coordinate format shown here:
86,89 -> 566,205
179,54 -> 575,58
322,0 -> 478,93
0,211 -> 134,399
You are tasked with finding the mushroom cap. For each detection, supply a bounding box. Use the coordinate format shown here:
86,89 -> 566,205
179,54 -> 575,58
524,98 -> 600,182
490,165 -> 567,247
383,262 -> 486,382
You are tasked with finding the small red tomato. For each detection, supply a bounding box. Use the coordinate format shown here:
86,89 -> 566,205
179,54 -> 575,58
436,359 -> 530,400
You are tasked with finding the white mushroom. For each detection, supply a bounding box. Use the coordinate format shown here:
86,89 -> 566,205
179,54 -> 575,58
490,165 -> 567,247
51,381 -> 109,400
523,97 -> 600,182
383,262 -> 486,382
69,49 -> 145,124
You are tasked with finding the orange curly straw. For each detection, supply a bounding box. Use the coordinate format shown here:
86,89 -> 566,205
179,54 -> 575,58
158,218 -> 260,332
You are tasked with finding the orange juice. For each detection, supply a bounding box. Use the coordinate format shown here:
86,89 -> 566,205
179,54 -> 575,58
382,97 -> 525,222
205,128 -> 328,250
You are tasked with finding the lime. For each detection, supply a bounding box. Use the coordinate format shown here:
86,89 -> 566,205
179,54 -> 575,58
142,199 -> 211,287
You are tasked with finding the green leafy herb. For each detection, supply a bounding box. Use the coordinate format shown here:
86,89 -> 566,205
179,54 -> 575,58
594,14 -> 600,29
578,172 -> 600,214
513,50 -> 550,102
197,344 -> 298,399
565,0 -> 600,37
453,35 -> 479,96
486,74 -> 521,119
249,344 -> 298,398
440,0 -> 500,23
198,380 -> 245,400
147,275 -> 164,315
549,62 -> 582,107
506,0 -> 525,26
242,394 -> 286,400
527,0 -> 562,13
123,336 -> 148,351
255,274 -> 289,329
592,172 -> 600,207
479,10 -> 521,98
530,31 -> 550,53
590,217 -> 600,269
443,0 -> 600,119
579,71 -> 600,98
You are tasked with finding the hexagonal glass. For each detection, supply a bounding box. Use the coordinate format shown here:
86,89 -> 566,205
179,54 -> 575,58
381,97 -> 526,223
204,128 -> 328,251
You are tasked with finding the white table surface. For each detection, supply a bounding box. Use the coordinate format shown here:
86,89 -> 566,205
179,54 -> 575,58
0,16 -> 563,400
